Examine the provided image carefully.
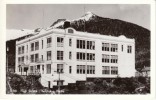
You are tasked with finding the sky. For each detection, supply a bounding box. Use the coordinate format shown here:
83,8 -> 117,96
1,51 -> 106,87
6,4 -> 150,30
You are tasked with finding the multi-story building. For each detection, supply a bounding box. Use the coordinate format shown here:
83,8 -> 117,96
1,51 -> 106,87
15,25 -> 135,88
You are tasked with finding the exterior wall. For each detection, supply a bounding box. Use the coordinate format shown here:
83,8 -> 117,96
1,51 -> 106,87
15,28 -> 135,88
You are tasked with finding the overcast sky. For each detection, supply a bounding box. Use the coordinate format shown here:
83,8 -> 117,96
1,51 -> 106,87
6,4 -> 150,30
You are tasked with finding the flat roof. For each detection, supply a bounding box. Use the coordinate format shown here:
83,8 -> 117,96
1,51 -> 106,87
16,27 -> 135,45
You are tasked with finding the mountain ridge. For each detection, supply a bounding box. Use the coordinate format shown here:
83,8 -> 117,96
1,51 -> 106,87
51,11 -> 150,71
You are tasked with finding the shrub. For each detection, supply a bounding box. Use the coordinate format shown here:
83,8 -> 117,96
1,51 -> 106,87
138,76 -> 147,84
8,73 -> 25,93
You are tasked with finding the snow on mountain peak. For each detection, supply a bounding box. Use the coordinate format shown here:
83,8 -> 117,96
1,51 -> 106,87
6,29 -> 34,41
75,11 -> 95,21
50,11 -> 96,28
85,11 -> 94,16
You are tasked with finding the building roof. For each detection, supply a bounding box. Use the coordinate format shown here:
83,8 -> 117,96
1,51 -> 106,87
16,27 -> 135,46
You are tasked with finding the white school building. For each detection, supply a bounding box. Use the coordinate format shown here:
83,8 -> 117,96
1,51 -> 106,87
15,26 -> 135,88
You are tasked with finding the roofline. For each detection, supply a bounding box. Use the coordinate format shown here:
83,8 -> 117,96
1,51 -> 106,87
16,27 -> 135,46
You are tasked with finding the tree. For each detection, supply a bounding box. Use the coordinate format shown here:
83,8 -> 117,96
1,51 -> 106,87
8,73 -> 25,93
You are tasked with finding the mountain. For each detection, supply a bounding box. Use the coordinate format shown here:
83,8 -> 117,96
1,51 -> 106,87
6,29 -> 35,41
50,11 -> 96,28
50,11 -> 150,71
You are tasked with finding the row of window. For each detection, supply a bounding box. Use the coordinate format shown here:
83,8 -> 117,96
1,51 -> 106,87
18,56 -> 24,64
19,65 -> 118,76
102,54 -> 118,63
37,64 -> 95,75
102,66 -> 118,75
19,52 -> 118,64
77,52 -> 95,61
31,41 -> 39,51
77,40 -> 95,50
28,64 -> 64,74
19,50 -> 64,64
45,64 -> 64,74
18,38 -> 132,55
29,64 -> 117,75
102,43 -> 118,52
77,65 -> 95,74
102,43 -> 132,53
30,53 -> 39,62
47,51 -> 64,61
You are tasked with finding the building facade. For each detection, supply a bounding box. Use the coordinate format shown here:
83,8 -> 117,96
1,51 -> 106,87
15,27 -> 135,88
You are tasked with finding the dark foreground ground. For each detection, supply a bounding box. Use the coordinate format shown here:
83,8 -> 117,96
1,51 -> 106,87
6,72 -> 150,94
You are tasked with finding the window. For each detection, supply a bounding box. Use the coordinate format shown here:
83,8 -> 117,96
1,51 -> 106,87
18,47 -> 21,54
102,43 -> 109,51
30,66 -> 34,73
57,64 -> 63,73
127,45 -> 132,53
87,65 -> 95,74
31,43 -> 34,51
47,51 -> 51,60
18,46 -> 24,54
18,57 -> 21,64
77,65 -> 85,74
31,42 -> 39,51
69,66 -> 72,74
77,52 -> 85,61
87,53 -> 95,61
83,40 -> 85,49
122,45 -> 123,52
42,65 -> 44,74
35,41 -> 39,50
47,37 -> 52,48
111,66 -> 118,75
111,44 -> 118,52
22,46 -> 24,54
35,53 -> 39,62
77,39 -> 86,49
68,29 -> 74,33
41,55 -> 43,61
30,54 -> 38,62
69,52 -> 72,59
102,54 -> 110,63
87,41 -> 95,50
46,64 -> 51,74
57,37 -> 64,47
77,40 -> 79,48
69,38 -> 72,46
30,54 -> 34,62
21,56 -> 24,63
111,55 -> 118,63
57,51 -> 63,60
27,45 -> 28,53
102,66 -> 110,74
37,65 -> 40,72
18,57 -> 24,64
42,40 -> 43,49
